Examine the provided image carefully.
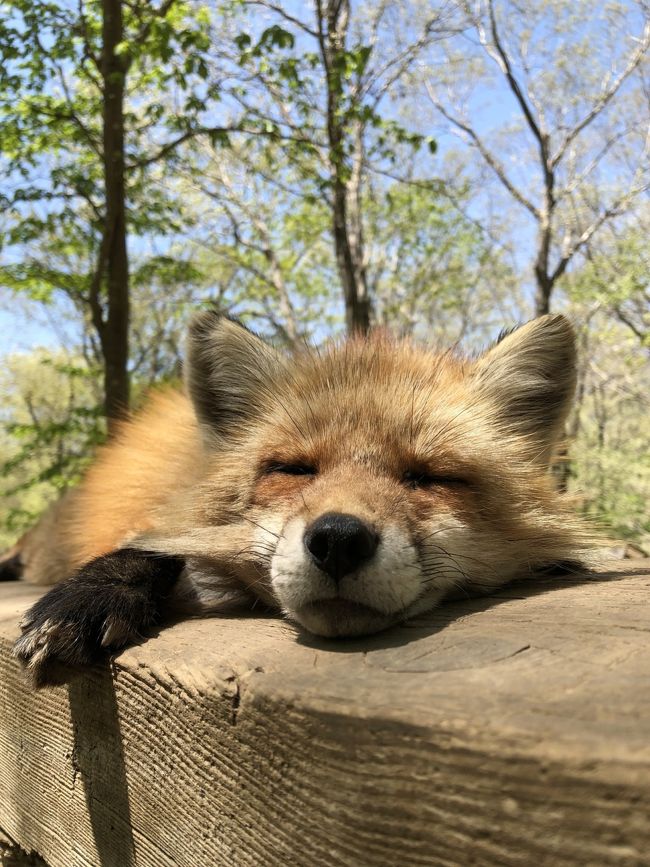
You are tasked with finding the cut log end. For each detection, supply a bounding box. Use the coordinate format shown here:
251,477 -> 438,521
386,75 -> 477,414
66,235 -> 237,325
1,562 -> 649,866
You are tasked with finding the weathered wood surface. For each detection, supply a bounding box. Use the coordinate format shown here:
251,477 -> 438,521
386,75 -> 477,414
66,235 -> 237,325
1,562 -> 649,867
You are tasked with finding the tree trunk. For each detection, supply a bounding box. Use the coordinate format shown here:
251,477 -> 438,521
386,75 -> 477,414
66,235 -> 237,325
320,0 -> 371,337
534,197 -> 554,316
534,270 -> 552,316
101,0 -> 130,430
332,178 -> 371,335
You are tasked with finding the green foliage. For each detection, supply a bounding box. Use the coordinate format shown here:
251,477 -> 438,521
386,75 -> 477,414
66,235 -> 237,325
568,229 -> 650,350
568,319 -> 650,548
0,0 -> 648,552
0,0 -> 220,260
365,182 -> 517,340
231,5 -> 437,190
0,352 -> 105,546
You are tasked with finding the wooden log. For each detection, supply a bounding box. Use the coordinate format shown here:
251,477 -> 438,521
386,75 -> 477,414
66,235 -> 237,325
1,563 -> 649,867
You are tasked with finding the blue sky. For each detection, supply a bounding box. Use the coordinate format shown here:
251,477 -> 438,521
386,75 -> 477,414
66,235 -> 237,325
0,310 -> 59,352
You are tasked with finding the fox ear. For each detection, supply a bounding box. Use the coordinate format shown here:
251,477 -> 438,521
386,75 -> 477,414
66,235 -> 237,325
473,314 -> 577,463
185,311 -> 282,440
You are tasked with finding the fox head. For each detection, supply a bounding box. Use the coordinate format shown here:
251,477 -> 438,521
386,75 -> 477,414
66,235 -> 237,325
141,311 -> 592,638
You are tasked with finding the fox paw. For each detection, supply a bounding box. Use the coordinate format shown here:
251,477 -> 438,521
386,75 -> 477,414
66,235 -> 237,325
14,583 -> 151,687
13,548 -> 184,687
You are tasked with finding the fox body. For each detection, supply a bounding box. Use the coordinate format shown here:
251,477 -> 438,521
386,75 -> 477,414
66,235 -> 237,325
9,311 -> 593,685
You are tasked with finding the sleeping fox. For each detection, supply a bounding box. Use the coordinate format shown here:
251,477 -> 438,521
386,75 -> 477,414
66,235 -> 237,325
6,311 -> 593,685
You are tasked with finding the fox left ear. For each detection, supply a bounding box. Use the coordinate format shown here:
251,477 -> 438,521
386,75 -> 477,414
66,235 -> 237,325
185,310 -> 283,441
473,314 -> 577,464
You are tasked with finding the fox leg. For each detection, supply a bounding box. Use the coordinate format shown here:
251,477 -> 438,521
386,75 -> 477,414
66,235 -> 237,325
13,548 -> 185,688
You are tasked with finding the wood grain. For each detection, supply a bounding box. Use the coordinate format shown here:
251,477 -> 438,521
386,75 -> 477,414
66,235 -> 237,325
1,564 -> 649,867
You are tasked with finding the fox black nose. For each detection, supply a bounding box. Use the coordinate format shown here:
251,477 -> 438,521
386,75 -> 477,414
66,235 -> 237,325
304,512 -> 378,583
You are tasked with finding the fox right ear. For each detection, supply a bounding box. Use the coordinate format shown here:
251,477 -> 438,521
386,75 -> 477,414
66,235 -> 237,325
472,314 -> 577,464
185,311 -> 282,440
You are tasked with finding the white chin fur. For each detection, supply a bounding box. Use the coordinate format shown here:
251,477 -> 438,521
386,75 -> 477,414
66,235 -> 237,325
271,519 -> 424,619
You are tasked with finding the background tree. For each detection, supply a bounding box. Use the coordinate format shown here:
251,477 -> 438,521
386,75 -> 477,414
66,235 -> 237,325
0,351 -> 103,547
0,0 -> 226,427
1,0 -> 649,551
181,139 -> 336,344
573,218 -> 650,352
364,180 -> 519,340
228,0 -> 455,332
424,0 -> 650,314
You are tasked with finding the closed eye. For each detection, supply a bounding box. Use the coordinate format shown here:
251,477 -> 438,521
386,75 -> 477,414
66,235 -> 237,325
263,462 -> 317,477
403,470 -> 469,490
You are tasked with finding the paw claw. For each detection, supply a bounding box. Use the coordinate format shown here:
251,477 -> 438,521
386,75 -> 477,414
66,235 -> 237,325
11,547 -> 181,687
19,612 -> 35,631
100,615 -> 137,649
15,619 -> 53,656
13,616 -> 87,687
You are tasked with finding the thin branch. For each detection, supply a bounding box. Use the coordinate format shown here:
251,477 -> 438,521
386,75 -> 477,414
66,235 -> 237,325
201,168 -> 300,341
40,104 -> 102,159
555,126 -> 636,201
76,0 -> 101,71
244,0 -> 319,37
128,127 -> 233,170
482,0 -> 547,160
426,85 -> 540,218
551,181 -> 650,284
365,16 -> 449,106
614,305 -> 649,346
128,122 -> 323,171
551,19 -> 650,167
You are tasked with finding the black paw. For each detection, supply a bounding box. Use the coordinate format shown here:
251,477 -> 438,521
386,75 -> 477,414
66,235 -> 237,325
14,548 -> 184,687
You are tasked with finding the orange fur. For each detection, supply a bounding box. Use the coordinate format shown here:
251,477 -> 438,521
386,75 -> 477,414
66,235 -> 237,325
18,390 -> 203,584
14,314 -> 597,641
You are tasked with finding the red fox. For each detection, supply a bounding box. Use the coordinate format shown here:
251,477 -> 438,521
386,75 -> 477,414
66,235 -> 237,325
7,311 -> 593,685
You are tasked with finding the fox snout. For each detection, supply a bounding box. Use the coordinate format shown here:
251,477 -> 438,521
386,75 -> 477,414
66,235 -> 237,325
269,501 -> 426,638
303,512 -> 379,583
